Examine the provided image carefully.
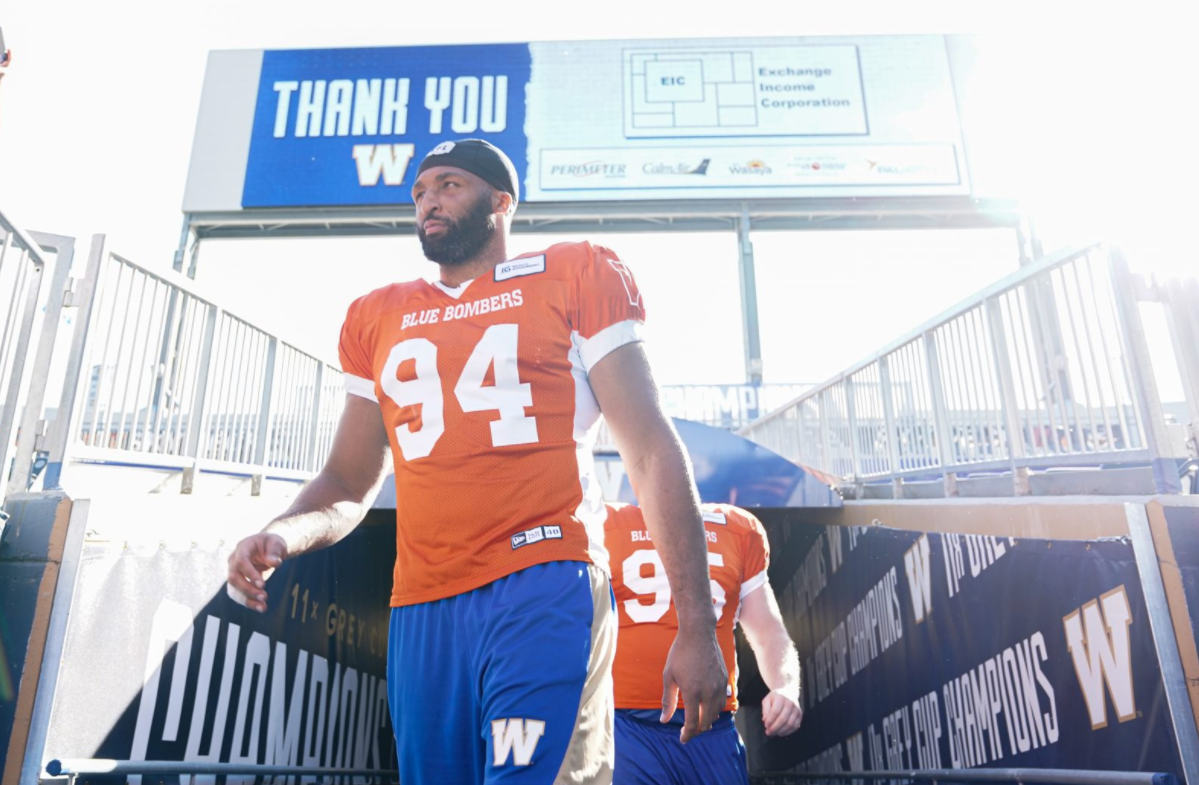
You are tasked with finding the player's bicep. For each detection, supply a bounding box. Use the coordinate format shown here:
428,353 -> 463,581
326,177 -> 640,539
318,394 -> 392,502
737,580 -> 789,650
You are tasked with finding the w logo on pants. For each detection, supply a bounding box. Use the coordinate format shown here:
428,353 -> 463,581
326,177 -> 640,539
491,718 -> 546,766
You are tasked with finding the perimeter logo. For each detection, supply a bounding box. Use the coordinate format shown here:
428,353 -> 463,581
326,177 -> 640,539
1063,585 -> 1137,729
549,162 -> 626,178
491,718 -> 545,766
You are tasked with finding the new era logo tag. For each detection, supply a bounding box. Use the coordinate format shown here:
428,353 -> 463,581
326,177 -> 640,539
511,524 -> 564,550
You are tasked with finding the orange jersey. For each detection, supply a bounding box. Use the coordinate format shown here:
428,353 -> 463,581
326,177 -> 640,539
605,503 -> 770,712
339,242 -> 645,606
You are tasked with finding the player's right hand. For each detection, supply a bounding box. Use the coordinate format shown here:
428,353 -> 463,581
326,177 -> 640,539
226,532 -> 288,613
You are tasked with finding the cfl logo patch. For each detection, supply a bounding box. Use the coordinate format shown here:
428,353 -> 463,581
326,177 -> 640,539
491,718 -> 545,766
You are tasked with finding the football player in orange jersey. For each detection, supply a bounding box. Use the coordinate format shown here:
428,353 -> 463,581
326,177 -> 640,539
227,139 -> 726,784
606,502 -> 802,784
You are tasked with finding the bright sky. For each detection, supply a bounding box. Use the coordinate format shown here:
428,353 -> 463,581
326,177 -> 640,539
1,1 -> 1191,387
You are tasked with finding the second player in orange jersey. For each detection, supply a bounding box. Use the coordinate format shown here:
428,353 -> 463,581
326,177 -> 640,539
606,502 -> 803,784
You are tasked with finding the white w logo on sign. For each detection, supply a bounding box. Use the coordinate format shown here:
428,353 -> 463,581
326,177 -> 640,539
491,718 -> 545,766
1063,585 -> 1137,729
903,535 -> 933,623
352,143 -> 416,186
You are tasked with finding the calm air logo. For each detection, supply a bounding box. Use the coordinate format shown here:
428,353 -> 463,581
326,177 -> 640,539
491,718 -> 545,766
1063,585 -> 1137,729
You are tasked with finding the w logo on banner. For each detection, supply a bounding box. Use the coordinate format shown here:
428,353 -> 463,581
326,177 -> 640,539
491,718 -> 545,766
606,259 -> 643,308
352,144 -> 416,186
1063,585 -> 1137,729
903,535 -> 933,623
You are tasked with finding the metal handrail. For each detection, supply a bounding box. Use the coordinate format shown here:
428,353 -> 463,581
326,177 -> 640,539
0,210 -> 63,508
750,769 -> 1175,785
46,759 -> 397,780
738,243 -> 1191,496
746,243 -> 1100,429
38,234 -> 346,494
0,207 -> 53,268
49,761 -> 1174,785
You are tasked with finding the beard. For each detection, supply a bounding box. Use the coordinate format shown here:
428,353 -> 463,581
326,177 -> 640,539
417,193 -> 497,266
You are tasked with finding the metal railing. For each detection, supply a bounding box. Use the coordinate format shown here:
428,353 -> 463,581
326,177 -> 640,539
45,759 -> 398,784
1,210 -> 74,509
740,244 -> 1196,496
42,761 -> 1175,785
35,234 -> 346,494
0,214 -> 45,505
749,769 -> 1176,785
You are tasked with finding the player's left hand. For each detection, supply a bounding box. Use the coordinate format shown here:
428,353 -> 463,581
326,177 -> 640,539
661,625 -> 728,744
761,688 -> 803,737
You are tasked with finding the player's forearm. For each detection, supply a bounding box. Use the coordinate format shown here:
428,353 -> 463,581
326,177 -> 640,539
262,470 -> 377,557
626,432 -> 717,630
751,627 -> 801,698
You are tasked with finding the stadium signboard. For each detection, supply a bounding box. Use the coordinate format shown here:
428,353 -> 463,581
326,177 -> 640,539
34,499 -> 398,779
183,36 -> 970,211
736,506 -> 1196,776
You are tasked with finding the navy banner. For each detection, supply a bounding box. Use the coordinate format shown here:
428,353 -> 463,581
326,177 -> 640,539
743,517 -> 1183,775
243,45 -> 531,207
41,517 -> 398,778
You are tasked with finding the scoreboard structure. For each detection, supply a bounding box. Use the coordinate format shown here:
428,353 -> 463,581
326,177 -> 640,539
179,34 -> 1023,382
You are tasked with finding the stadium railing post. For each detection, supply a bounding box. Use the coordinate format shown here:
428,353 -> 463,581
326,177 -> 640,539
843,374 -> 864,498
923,329 -> 958,497
1157,277 -> 1199,462
0,222 -> 46,505
40,235 -> 109,492
1,229 -> 73,500
304,363 -> 325,473
985,296 -> 1031,496
250,335 -> 279,495
181,304 -> 220,494
1109,247 -> 1182,494
877,355 -> 904,499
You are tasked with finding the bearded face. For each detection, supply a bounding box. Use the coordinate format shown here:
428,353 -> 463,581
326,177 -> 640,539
416,189 -> 497,266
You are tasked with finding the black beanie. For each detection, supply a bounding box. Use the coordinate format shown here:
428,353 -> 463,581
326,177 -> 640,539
417,139 -> 519,204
